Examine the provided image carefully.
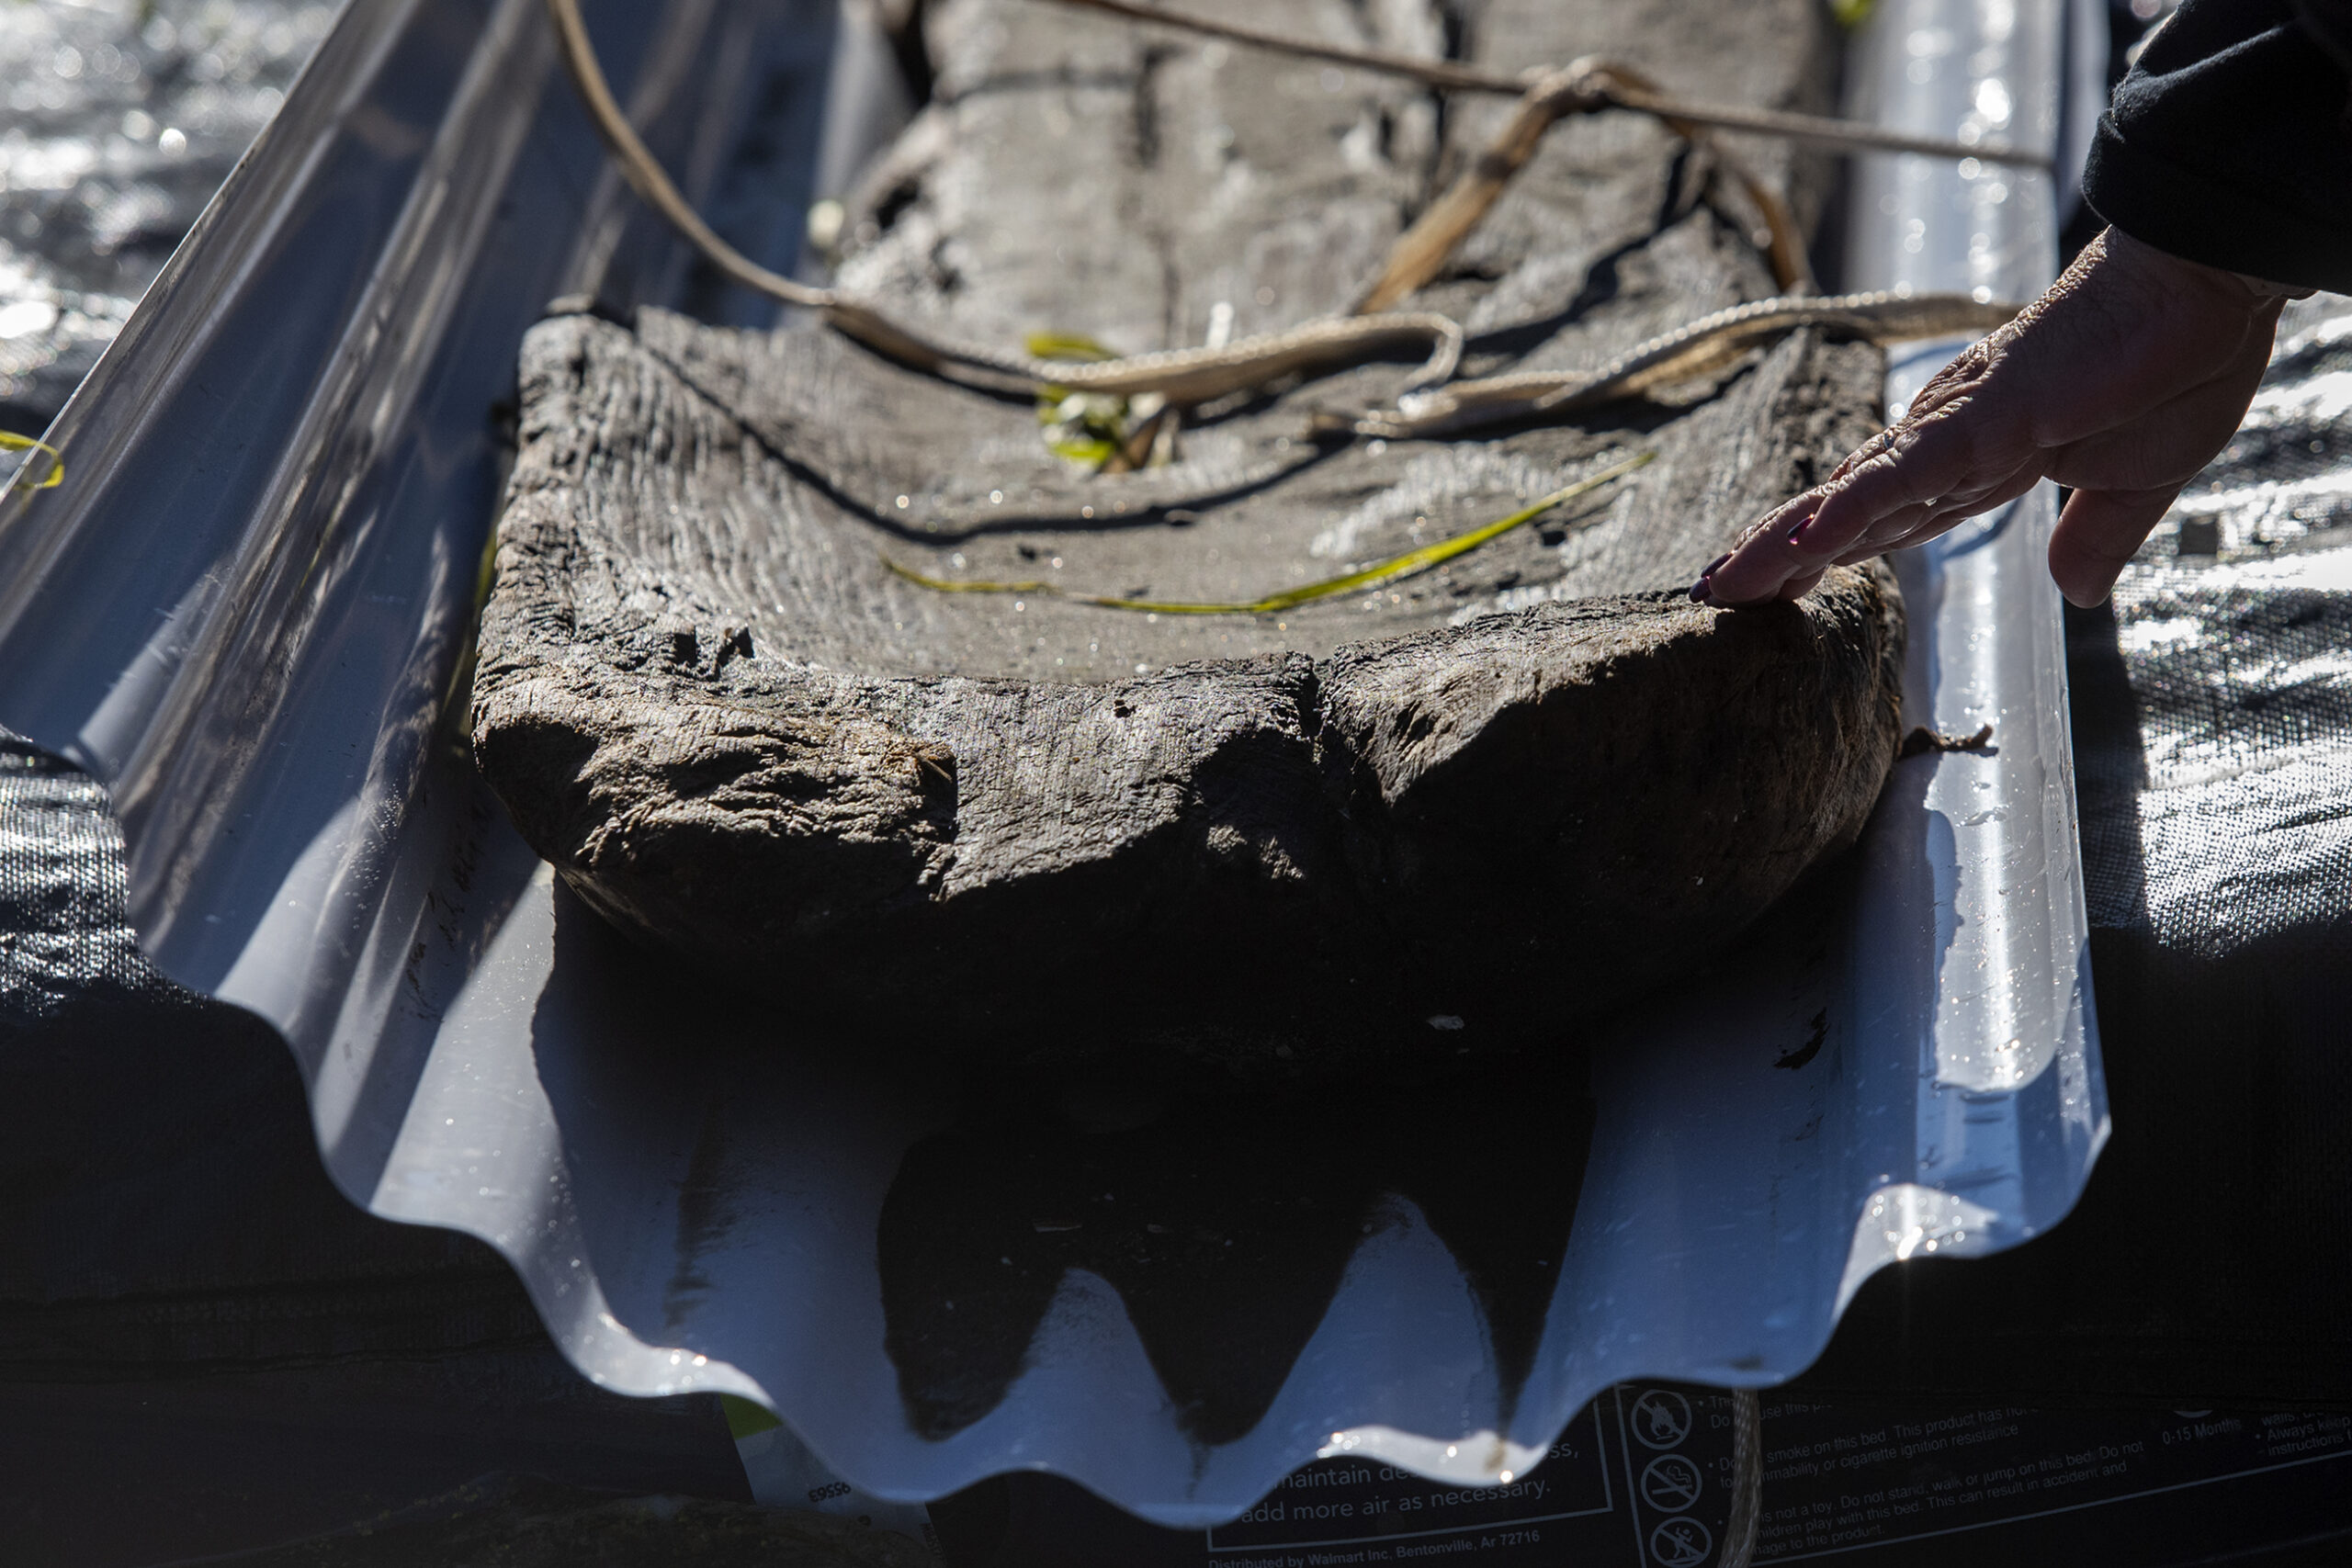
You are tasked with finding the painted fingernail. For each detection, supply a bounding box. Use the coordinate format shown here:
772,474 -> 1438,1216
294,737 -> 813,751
1689,553 -> 1731,603
1786,513 -> 1816,547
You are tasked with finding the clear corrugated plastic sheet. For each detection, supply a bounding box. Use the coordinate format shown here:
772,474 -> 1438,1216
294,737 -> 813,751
0,1 -> 336,439
2084,295 -> 2352,952
0,0 -> 2111,1529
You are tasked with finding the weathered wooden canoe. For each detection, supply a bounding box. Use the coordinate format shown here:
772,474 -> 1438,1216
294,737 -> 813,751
471,0 -> 1904,1064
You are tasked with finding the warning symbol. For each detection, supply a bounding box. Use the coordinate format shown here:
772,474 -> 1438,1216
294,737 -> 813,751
1649,1515 -> 1714,1567
1629,1389 -> 1693,1450
1640,1452 -> 1704,1513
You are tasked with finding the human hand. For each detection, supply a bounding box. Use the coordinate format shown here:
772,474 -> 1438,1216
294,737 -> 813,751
1694,228 -> 2296,610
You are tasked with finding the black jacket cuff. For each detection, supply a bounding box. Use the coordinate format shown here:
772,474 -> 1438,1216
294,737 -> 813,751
2085,120 -> 2352,294
2080,0 -> 2352,294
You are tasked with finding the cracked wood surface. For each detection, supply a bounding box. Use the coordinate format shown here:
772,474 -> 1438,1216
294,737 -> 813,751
472,0 -> 1905,1067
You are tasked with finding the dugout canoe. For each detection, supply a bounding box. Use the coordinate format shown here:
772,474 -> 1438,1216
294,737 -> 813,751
469,0 -> 1906,1062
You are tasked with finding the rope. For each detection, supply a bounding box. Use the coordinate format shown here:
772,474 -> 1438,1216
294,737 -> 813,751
541,0 -> 1463,399
1035,0 -> 2052,171
545,0 -> 830,309
1356,59 -> 1818,310
1724,1389 -> 1764,1568
1354,289 -> 2021,438
0,430 -> 63,495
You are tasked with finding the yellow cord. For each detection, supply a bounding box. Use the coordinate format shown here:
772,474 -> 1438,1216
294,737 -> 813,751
884,450 -> 1654,616
0,431 -> 62,492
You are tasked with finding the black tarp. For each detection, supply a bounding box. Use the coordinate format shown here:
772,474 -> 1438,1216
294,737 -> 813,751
1796,292 -> 2352,1413
0,741 -> 761,1564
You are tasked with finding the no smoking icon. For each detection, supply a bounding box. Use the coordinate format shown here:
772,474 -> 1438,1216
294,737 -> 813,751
1641,1452 -> 1704,1512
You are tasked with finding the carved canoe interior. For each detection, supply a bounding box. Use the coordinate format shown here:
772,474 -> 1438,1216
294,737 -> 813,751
471,0 -> 1905,1066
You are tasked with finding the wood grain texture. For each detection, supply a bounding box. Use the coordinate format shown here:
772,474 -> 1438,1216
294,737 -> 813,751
473,0 -> 1903,1066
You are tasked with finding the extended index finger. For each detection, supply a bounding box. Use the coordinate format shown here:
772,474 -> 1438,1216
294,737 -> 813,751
1703,378 -> 2039,604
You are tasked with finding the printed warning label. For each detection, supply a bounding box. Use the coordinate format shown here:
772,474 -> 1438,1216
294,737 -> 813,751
1206,1404 -> 1623,1566
1753,1404 -> 2352,1561
930,1388 -> 2352,1567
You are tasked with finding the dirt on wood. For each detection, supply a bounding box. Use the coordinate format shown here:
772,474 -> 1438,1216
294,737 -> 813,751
471,0 -> 1904,1068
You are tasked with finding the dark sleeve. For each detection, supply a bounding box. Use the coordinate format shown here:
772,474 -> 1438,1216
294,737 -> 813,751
2082,0 -> 2352,292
